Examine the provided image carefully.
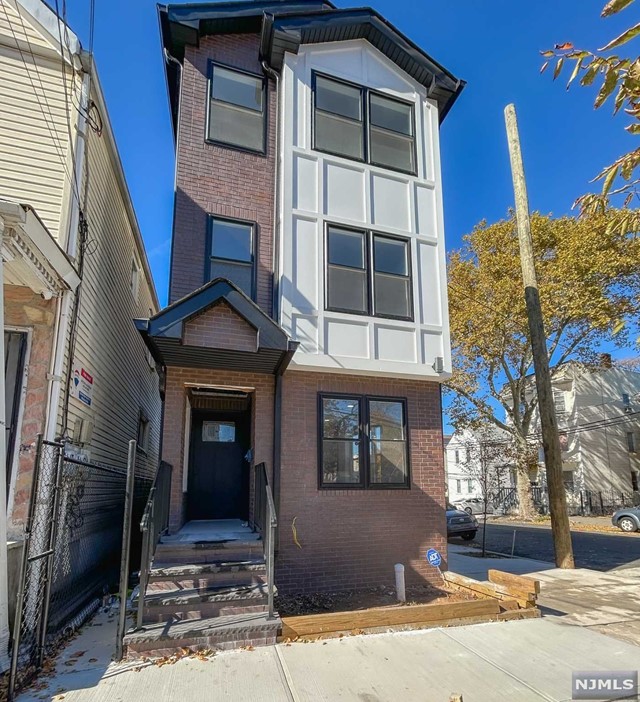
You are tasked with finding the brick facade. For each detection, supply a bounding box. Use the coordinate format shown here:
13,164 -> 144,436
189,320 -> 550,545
170,33 -> 275,314
4,286 -> 56,538
183,302 -> 257,352
276,370 -> 447,594
162,366 -> 275,533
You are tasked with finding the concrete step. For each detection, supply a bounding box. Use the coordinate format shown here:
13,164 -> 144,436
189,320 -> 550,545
148,560 -> 267,588
123,611 -> 281,659
142,583 -> 272,623
154,540 -> 263,564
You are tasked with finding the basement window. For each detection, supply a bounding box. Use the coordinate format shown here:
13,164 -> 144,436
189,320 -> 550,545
319,394 -> 409,489
207,63 -> 266,153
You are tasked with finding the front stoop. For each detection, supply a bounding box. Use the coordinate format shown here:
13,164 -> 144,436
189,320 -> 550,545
123,536 -> 279,659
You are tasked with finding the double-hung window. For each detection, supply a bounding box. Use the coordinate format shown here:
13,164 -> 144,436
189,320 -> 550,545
208,216 -> 254,297
313,73 -> 416,174
326,225 -> 412,320
319,394 -> 409,488
207,63 -> 266,153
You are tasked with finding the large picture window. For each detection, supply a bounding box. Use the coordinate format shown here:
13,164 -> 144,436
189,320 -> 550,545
208,216 -> 254,297
207,63 -> 266,153
312,72 -> 416,175
319,394 -> 409,489
325,225 -> 412,320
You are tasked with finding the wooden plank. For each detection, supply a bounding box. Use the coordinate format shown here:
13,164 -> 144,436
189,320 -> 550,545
488,569 -> 541,595
281,599 -> 501,637
497,607 -> 541,622
444,572 -> 503,600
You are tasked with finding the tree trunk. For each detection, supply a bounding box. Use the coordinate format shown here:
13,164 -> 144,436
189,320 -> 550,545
515,445 -> 536,519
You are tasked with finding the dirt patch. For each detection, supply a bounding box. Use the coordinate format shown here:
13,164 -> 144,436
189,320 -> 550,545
276,584 -> 476,617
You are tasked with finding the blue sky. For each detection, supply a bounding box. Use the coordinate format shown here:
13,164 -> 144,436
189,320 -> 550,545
59,0 -> 634,308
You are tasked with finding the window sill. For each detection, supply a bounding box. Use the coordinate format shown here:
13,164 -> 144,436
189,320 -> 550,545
205,138 -> 266,157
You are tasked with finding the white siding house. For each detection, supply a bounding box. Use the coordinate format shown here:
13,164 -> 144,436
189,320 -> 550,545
279,40 -> 450,380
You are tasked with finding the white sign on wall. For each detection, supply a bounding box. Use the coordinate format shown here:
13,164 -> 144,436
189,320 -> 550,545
71,365 -> 94,407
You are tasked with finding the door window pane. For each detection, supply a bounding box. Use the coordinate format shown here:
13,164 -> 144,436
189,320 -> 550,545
208,65 -> 265,152
202,421 -> 236,442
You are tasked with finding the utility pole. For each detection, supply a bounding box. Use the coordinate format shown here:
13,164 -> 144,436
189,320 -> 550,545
504,104 -> 575,569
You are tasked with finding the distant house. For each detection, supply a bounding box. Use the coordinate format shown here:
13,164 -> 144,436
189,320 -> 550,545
0,0 -> 161,668
526,361 -> 640,497
444,429 -> 514,504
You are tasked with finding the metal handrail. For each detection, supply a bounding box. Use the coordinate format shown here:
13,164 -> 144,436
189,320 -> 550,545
137,461 -> 172,629
254,463 -> 277,620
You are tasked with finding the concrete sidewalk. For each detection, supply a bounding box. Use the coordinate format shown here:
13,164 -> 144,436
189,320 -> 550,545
16,615 -> 640,702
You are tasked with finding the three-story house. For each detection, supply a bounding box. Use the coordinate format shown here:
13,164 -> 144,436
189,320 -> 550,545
132,0 -> 463,656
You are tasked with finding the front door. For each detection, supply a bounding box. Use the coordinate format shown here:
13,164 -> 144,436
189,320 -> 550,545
187,409 -> 250,520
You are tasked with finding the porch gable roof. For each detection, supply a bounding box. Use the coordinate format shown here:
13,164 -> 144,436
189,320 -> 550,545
135,278 -> 298,374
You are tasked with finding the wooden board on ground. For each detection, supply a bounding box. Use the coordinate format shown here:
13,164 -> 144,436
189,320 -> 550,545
443,571 -> 535,609
281,598 -> 500,639
488,569 -> 541,595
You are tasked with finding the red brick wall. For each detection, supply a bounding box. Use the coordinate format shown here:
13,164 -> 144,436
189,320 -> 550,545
4,286 -> 56,538
183,302 -> 257,352
277,370 -> 446,594
162,366 -> 275,532
170,33 -> 275,314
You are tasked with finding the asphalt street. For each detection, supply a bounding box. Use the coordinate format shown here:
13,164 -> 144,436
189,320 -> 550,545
466,522 -> 640,570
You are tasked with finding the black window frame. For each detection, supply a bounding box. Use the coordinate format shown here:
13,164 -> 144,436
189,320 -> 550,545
311,71 -> 417,177
206,60 -> 268,155
318,393 -> 410,490
205,214 -> 257,300
324,223 -> 414,322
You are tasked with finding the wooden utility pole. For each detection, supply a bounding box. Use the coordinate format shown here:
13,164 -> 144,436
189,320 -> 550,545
504,104 -> 575,569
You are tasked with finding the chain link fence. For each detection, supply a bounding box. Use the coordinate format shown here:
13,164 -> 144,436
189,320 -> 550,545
8,437 -> 151,699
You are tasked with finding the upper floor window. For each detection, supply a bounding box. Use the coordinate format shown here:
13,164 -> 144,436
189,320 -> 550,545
208,216 -> 254,298
207,64 -> 266,153
553,390 -> 566,415
313,72 -> 416,175
326,225 -> 413,320
130,257 -> 140,300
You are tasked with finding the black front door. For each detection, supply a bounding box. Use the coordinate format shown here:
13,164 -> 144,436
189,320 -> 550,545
187,409 -> 250,520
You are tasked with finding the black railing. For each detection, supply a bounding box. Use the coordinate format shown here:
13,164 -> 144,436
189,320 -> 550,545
254,463 -> 277,620
136,461 -> 172,629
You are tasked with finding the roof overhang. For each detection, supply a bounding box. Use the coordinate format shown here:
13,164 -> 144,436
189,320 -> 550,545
158,1 -> 464,135
135,278 -> 298,375
0,200 -> 80,295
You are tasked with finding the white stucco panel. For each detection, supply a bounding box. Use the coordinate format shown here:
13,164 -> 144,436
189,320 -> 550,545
323,161 -> 366,222
417,241 -> 442,327
325,319 -> 370,359
371,174 -> 410,231
291,216 -> 318,311
376,326 -> 417,364
293,154 -> 318,213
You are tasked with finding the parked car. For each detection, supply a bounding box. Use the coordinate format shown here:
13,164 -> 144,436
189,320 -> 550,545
453,497 -> 494,516
446,505 -> 478,541
611,507 -> 640,533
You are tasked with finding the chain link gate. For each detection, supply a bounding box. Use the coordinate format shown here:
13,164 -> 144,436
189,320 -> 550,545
7,436 -> 150,699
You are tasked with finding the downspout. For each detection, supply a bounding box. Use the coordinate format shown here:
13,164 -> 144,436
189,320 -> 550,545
45,69 -> 91,441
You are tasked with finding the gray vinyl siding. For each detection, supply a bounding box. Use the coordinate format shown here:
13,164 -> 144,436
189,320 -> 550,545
56,99 -> 161,477
0,3 -> 71,239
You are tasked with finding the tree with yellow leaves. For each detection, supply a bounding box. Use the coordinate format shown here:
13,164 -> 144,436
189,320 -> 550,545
446,211 -> 640,518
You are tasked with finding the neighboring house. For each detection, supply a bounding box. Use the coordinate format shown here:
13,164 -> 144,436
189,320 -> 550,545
130,0 -> 463,654
527,361 -> 640,497
444,429 -> 514,503
0,0 -> 161,667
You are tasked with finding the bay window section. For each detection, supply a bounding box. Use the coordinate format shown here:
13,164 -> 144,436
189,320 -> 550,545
372,235 -> 412,319
209,217 -> 254,297
320,397 -> 362,485
320,395 -> 409,489
314,75 -> 364,161
326,226 -> 368,314
207,64 -> 266,153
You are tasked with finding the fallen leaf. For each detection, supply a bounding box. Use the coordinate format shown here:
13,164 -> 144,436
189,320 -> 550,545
555,42 -> 574,50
